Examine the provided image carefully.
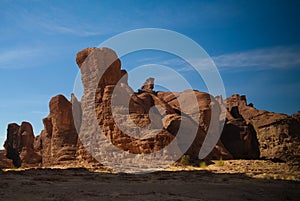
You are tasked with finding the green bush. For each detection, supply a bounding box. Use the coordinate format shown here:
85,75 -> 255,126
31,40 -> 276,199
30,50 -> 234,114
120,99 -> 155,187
199,161 -> 207,168
179,155 -> 190,165
216,157 -> 224,166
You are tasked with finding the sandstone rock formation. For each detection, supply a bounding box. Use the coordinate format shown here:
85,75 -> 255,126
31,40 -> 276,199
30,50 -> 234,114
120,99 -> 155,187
226,94 -> 300,163
1,47 -> 299,170
4,123 -> 20,167
140,77 -> 155,93
75,47 -> 96,68
221,106 -> 260,159
157,90 -> 233,160
0,150 -> 13,168
76,47 -> 233,170
34,95 -> 78,166
4,122 -> 41,167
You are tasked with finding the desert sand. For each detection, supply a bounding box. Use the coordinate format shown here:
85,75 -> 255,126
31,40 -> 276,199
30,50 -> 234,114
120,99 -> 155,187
1,160 -> 299,201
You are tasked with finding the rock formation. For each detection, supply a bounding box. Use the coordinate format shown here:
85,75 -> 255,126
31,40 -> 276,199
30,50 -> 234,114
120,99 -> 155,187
140,77 -> 155,93
34,95 -> 78,166
225,94 -> 300,163
0,150 -> 13,168
221,106 -> 260,159
1,47 -> 299,169
4,122 -> 41,167
157,90 -> 233,160
76,47 -> 231,170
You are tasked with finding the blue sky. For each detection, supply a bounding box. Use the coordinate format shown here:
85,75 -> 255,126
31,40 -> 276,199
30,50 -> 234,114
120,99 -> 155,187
0,0 -> 300,147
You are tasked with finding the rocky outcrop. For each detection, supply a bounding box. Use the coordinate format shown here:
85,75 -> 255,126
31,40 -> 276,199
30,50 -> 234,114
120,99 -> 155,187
4,123 -> 20,167
140,77 -> 155,93
77,47 -> 232,168
4,122 -> 41,167
2,47 -> 298,169
35,95 -> 78,166
76,47 -> 96,68
0,150 -> 13,168
31,93 -> 94,167
79,48 -> 181,159
157,90 -> 233,160
221,107 -> 260,159
225,94 -> 300,162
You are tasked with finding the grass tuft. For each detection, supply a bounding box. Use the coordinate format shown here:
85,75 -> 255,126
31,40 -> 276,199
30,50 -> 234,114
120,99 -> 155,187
216,157 -> 224,166
199,161 -> 207,168
179,155 -> 190,166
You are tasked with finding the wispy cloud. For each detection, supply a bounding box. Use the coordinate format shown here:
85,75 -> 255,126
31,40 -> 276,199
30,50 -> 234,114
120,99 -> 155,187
33,16 -> 101,37
213,46 -> 300,70
31,111 -> 48,115
9,4 -> 103,37
0,48 -> 41,69
157,46 -> 300,72
134,56 -> 214,72
176,66 -> 194,72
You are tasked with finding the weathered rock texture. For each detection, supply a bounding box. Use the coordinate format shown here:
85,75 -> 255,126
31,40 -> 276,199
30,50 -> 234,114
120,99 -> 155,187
77,47 -> 232,166
35,95 -> 78,166
0,150 -> 13,168
1,47 -> 299,169
4,122 -> 41,167
157,90 -> 233,160
221,106 -> 260,159
225,94 -> 300,163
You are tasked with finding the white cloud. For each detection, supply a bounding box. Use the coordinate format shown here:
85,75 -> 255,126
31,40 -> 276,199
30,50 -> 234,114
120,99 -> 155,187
0,48 -> 40,69
176,66 -> 194,72
12,5 -> 103,37
213,46 -> 300,70
31,111 -> 47,115
35,17 -> 101,37
122,46 -> 300,74
162,46 -> 300,72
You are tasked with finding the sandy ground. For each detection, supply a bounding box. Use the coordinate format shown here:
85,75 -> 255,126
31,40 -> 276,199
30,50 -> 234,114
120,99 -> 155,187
0,160 -> 299,201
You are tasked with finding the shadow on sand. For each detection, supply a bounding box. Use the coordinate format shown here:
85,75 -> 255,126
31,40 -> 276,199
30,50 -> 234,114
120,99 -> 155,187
0,167 -> 299,201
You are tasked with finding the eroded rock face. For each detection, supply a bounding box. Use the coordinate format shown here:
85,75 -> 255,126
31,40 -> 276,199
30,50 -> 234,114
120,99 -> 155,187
158,90 -> 233,160
18,122 -> 41,165
221,107 -> 260,159
141,77 -> 155,93
76,47 -> 97,68
225,94 -> 300,162
4,122 -> 41,167
37,95 -> 78,166
4,123 -> 20,167
77,47 -> 232,166
78,48 -> 176,158
3,47 -> 298,169
33,94 -> 96,167
0,150 -> 13,168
